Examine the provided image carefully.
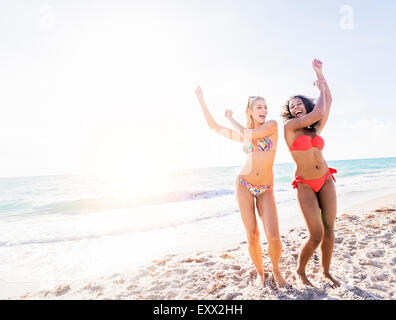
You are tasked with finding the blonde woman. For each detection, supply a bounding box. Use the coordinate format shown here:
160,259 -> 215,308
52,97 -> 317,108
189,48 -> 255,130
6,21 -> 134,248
195,86 -> 286,287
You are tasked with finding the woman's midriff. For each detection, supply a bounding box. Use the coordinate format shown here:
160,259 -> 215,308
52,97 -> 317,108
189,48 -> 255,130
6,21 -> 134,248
291,149 -> 328,180
238,151 -> 275,186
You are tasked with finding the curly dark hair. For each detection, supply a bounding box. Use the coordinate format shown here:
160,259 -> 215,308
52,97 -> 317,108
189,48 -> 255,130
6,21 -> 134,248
281,95 -> 320,131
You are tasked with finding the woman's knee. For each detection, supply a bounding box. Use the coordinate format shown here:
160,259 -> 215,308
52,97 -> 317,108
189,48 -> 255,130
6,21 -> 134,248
246,228 -> 260,244
267,237 -> 282,251
266,233 -> 281,244
323,226 -> 335,240
309,229 -> 324,244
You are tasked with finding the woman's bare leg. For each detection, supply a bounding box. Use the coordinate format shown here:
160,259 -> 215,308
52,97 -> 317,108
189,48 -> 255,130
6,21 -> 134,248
296,183 -> 324,287
235,180 -> 265,284
317,177 -> 340,288
256,189 -> 287,287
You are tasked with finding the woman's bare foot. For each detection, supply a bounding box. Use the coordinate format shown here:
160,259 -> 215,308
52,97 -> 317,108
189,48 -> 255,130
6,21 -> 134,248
249,269 -> 257,285
323,272 -> 340,288
296,269 -> 315,287
260,272 -> 270,286
249,269 -> 269,287
273,270 -> 287,288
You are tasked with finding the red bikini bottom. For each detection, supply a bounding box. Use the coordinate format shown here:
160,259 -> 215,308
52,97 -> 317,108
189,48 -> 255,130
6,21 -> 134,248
292,168 -> 337,193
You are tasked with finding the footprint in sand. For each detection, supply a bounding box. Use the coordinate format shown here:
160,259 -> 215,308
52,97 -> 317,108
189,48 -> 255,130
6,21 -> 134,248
370,273 -> 388,282
367,250 -> 384,258
149,282 -> 170,291
182,257 -> 206,263
173,268 -> 188,275
146,294 -> 161,299
113,279 -> 125,285
334,237 -> 344,244
348,240 -> 357,246
83,282 -> 103,292
55,284 -> 71,296
166,290 -> 178,299
208,283 -> 227,295
224,292 -> 242,300
214,272 -> 226,280
368,282 -> 387,292
359,259 -> 384,268
383,232 -> 393,239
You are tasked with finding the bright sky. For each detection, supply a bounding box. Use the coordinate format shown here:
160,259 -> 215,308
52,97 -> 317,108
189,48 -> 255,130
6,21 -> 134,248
0,0 -> 395,178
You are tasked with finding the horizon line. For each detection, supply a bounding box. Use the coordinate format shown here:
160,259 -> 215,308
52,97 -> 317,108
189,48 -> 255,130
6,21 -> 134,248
1,155 -> 395,180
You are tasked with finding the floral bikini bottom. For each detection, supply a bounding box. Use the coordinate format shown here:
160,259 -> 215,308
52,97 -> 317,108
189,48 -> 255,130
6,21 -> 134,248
239,178 -> 272,197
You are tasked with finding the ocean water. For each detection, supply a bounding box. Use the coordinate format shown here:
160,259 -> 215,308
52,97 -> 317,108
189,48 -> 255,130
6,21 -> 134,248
1,157 -> 396,294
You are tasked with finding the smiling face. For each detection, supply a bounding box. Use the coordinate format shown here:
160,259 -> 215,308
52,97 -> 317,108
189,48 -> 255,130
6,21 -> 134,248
249,99 -> 268,124
288,97 -> 306,118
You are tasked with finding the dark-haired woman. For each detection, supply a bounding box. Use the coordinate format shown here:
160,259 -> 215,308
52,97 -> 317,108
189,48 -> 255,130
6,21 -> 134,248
282,59 -> 340,288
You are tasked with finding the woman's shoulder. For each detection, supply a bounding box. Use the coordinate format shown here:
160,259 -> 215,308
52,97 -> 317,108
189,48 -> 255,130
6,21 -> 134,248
266,119 -> 278,126
260,120 -> 278,133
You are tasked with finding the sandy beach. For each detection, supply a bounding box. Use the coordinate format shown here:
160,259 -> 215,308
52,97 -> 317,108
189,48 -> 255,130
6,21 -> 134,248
5,193 -> 396,300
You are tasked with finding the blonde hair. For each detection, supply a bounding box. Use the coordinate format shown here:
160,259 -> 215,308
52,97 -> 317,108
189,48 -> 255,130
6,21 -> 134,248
245,96 -> 266,129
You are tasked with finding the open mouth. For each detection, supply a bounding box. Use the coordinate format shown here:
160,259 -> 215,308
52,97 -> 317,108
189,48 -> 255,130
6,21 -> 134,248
259,115 -> 266,119
295,111 -> 303,117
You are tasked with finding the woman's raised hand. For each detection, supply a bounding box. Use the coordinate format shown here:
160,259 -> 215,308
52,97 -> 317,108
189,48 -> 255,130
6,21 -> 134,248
195,86 -> 204,101
312,59 -> 323,74
225,109 -> 233,120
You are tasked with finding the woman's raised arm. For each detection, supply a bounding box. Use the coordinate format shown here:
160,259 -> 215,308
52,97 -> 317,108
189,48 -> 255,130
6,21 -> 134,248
195,86 -> 244,142
284,80 -> 327,132
312,59 -> 332,134
225,109 -> 277,140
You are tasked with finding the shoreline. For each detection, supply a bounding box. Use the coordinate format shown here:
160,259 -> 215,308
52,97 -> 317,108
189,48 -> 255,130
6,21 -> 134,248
3,192 -> 396,300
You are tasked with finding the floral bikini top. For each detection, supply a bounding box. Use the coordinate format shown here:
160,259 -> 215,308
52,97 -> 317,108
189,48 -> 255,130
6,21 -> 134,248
243,137 -> 273,153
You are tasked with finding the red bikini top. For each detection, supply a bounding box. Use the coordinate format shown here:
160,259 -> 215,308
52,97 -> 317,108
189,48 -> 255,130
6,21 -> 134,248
289,135 -> 324,151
